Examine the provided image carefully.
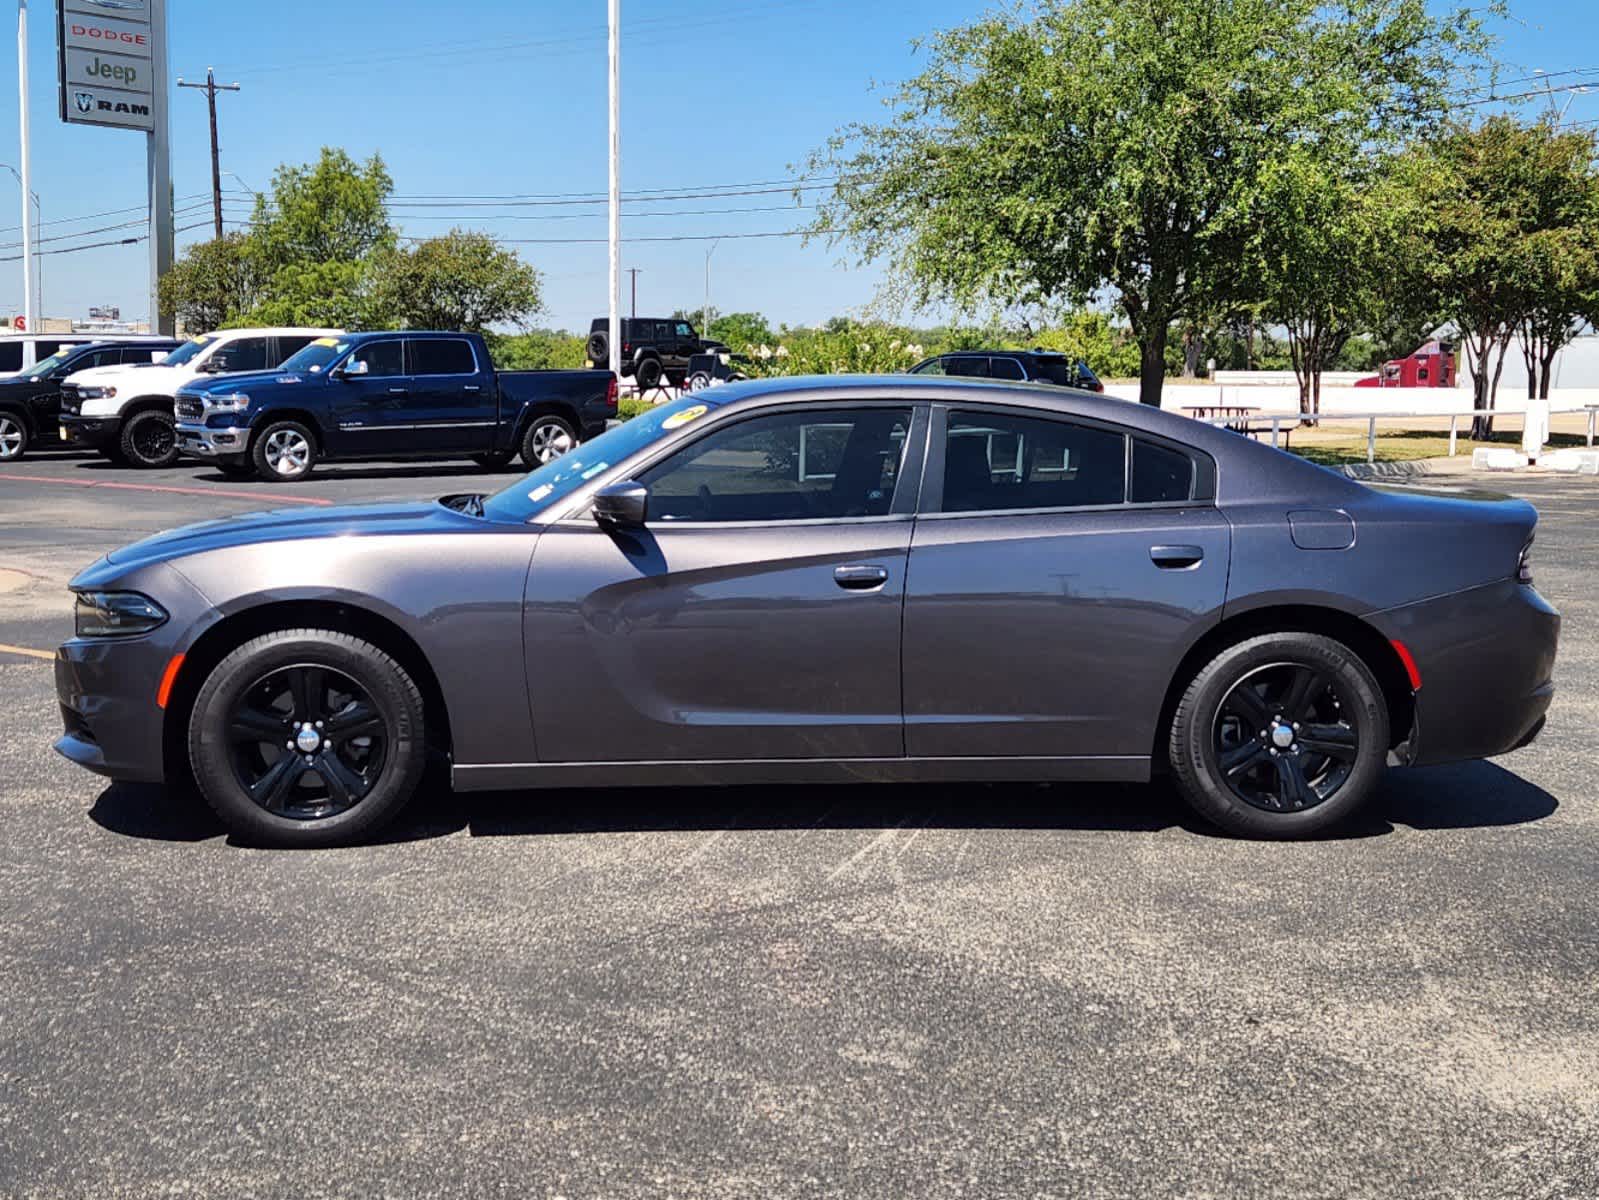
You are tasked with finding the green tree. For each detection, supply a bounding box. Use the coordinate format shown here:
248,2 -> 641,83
1403,118 -> 1596,435
809,0 -> 1486,406
157,231 -> 264,332
485,328 -> 588,369
369,229 -> 542,332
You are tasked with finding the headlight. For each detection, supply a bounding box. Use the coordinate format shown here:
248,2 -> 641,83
208,392 -> 251,412
77,385 -> 116,400
73,591 -> 169,638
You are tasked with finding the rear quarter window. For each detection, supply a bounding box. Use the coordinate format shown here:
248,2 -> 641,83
1130,439 -> 1196,503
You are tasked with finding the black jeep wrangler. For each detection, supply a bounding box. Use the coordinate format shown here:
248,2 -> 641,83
587,317 -> 727,389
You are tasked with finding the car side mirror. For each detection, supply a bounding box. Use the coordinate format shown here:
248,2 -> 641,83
339,359 -> 370,378
593,480 -> 649,527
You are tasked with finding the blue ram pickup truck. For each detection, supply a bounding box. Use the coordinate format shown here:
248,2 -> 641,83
174,330 -> 617,482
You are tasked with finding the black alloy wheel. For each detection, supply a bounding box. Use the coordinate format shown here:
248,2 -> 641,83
226,663 -> 388,820
1168,631 -> 1388,838
1211,663 -> 1359,813
188,628 -> 428,846
120,409 -> 179,468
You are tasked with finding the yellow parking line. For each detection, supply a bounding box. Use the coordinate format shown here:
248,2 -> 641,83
0,643 -> 54,662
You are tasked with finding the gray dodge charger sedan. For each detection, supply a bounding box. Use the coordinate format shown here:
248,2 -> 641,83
55,377 -> 1558,846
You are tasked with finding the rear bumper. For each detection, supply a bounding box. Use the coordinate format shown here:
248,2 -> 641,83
1375,579 -> 1559,767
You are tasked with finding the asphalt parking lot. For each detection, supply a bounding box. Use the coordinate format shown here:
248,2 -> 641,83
1,447 -> 1596,1198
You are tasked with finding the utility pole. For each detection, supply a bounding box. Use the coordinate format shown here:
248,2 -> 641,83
703,238 -> 720,341
606,0 -> 621,382
627,267 -> 641,319
177,67 -> 240,239
17,0 -> 35,336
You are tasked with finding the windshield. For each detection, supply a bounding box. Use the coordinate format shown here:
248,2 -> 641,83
15,349 -> 76,380
162,335 -> 215,368
280,336 -> 354,375
482,395 -> 722,523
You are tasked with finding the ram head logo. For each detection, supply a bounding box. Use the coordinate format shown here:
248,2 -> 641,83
74,91 -> 95,114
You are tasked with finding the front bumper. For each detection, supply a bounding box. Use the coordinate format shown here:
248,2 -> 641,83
1376,578 -> 1559,767
54,635 -> 173,782
175,420 -> 247,460
57,413 -> 119,448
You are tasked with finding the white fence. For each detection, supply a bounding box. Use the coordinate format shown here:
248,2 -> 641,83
1106,382 -> 1599,418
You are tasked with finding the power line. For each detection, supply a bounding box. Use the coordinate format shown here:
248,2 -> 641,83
405,229 -> 829,246
0,192 -> 209,236
0,202 -> 214,251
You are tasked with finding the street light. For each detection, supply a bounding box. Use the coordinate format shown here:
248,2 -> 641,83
0,162 -> 41,322
703,237 -> 721,344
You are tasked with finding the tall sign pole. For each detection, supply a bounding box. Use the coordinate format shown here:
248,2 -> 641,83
147,0 -> 170,332
56,0 -> 168,331
18,0 -> 36,335
606,0 -> 621,382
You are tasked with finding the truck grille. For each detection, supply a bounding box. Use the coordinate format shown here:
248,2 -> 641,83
59,385 -> 80,416
174,396 -> 204,420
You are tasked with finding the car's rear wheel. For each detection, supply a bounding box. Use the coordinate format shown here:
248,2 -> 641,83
520,412 -> 578,467
120,409 -> 179,468
188,628 -> 427,847
634,356 -> 663,390
253,420 -> 317,482
1168,632 -> 1388,838
0,412 -> 29,461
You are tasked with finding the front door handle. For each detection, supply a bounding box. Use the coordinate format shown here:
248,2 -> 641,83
388,386 -> 409,394
833,564 -> 889,590
1150,544 -> 1204,569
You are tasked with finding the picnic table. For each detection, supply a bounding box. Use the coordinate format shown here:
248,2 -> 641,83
1180,403 -> 1259,432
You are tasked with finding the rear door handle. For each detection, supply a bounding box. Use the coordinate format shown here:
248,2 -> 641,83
833,564 -> 889,590
388,386 -> 409,394
462,384 -> 482,392
1150,544 -> 1204,569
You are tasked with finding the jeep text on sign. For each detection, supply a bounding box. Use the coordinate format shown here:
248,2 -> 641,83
65,47 -> 153,95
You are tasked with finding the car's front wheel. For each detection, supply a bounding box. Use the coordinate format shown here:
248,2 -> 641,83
119,409 -> 179,468
1168,632 -> 1389,838
252,420 -> 317,482
187,628 -> 428,847
0,411 -> 29,461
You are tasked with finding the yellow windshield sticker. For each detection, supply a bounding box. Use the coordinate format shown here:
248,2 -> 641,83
312,337 -> 339,347
190,335 -> 210,344
663,404 -> 709,430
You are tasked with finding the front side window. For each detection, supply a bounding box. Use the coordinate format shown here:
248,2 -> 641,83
349,340 -> 404,377
908,357 -> 945,376
409,338 -> 476,376
943,357 -> 990,379
942,411 -> 1125,513
643,407 -> 912,523
988,357 -> 1027,381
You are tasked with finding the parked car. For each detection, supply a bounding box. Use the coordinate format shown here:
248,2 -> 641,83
0,330 -> 174,378
58,327 -> 340,468
0,337 -> 180,461
909,350 -> 1105,392
55,375 -> 1557,848
586,317 -> 727,389
684,351 -> 753,391
175,331 -> 617,481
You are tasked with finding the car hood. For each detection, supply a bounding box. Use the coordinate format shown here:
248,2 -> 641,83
0,375 -> 46,396
90,500 -> 489,578
181,369 -> 316,397
66,362 -> 188,389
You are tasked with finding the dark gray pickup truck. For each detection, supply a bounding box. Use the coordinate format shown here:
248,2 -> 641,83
174,330 -> 617,481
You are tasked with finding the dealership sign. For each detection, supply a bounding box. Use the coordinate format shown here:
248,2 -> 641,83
57,0 -> 158,131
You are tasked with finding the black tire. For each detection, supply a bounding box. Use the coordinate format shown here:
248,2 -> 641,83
119,408 -> 179,468
187,628 -> 428,847
0,410 -> 29,461
635,356 -> 663,390
471,450 -> 516,470
251,419 -> 317,482
520,411 -> 579,468
1168,632 -> 1389,839
586,331 -> 609,364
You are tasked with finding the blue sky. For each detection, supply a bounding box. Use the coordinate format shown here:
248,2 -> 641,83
2,0 -> 1596,332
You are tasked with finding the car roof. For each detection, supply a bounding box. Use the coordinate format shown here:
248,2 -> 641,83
194,327 -> 345,338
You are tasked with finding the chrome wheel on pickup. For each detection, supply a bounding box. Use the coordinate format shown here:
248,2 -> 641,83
252,420 -> 317,482
520,413 -> 578,467
0,412 -> 28,461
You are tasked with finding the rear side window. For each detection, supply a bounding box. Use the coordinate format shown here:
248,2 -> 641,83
0,343 -> 20,372
943,357 -> 990,379
941,411 -> 1125,513
409,339 -> 477,376
276,335 -> 316,361
1130,439 -> 1195,503
988,357 -> 1026,381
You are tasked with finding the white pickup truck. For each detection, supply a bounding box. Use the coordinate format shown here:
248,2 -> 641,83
57,326 -> 341,467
